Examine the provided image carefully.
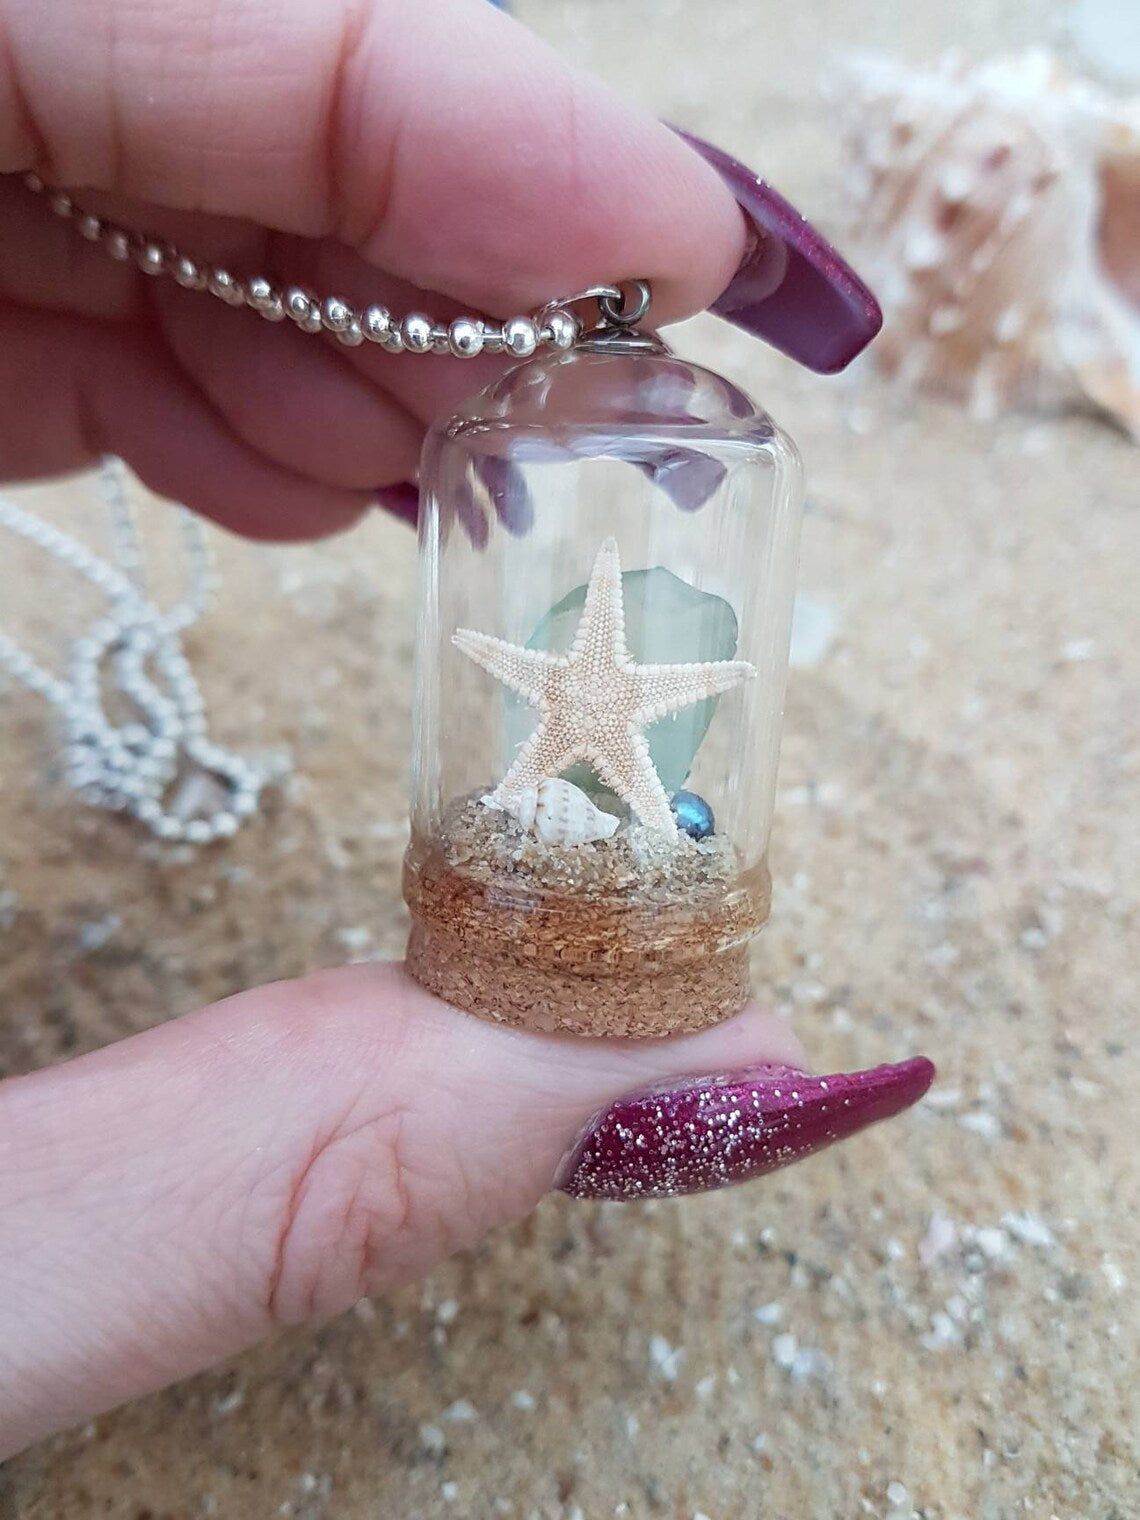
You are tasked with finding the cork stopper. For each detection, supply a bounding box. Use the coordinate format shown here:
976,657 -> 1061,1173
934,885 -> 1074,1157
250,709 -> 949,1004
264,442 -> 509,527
403,796 -> 770,1038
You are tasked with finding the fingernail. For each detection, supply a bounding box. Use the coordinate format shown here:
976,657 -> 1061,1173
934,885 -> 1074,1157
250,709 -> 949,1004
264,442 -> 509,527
633,449 -> 727,512
559,1057 -> 934,1201
674,128 -> 883,374
377,479 -> 419,525
479,457 -> 533,536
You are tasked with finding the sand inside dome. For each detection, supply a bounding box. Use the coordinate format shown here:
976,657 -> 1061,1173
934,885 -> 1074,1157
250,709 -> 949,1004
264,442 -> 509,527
403,794 -> 770,1038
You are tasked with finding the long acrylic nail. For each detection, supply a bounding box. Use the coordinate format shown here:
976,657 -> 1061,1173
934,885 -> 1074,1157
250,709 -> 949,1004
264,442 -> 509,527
559,1057 -> 934,1201
377,479 -> 419,526
674,128 -> 883,374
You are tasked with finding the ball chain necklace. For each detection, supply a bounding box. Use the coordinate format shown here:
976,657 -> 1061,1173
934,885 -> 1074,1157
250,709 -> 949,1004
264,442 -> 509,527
1,172 -> 652,846
0,459 -> 289,845
18,171 -> 650,356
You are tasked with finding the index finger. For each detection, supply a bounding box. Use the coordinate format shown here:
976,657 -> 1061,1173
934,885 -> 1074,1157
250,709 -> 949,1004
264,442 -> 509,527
0,0 -> 746,321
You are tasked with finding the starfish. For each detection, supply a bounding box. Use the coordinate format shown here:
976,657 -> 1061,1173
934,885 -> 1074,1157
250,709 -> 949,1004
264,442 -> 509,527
452,537 -> 755,837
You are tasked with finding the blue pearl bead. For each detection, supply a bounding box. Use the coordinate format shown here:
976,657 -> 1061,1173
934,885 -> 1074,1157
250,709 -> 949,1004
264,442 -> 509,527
670,789 -> 715,839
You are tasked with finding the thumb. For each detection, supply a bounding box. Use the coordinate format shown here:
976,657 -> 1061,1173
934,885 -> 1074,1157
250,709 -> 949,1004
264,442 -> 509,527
0,963 -> 931,1456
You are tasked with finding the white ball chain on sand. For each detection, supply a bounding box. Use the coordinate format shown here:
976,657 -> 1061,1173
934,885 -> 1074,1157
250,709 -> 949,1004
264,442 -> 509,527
0,459 -> 289,844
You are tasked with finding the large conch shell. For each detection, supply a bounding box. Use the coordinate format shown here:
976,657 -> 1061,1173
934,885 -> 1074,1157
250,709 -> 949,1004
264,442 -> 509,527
839,51 -> 1140,438
483,777 -> 620,847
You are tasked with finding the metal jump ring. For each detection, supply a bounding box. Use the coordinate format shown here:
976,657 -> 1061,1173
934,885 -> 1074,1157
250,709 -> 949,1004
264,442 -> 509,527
533,285 -> 623,323
597,279 -> 652,328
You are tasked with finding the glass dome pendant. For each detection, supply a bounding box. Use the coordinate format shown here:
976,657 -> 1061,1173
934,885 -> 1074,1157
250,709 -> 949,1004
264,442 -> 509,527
403,283 -> 804,1038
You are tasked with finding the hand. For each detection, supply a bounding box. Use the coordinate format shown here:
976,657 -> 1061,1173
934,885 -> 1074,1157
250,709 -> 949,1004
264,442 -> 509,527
0,0 -> 880,540
0,0 -> 918,1461
0,961 -> 934,1459
0,0 -> 751,538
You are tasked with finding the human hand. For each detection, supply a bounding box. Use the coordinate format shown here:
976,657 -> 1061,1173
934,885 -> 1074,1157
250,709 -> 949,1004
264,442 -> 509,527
0,961 -> 932,1459
0,0 -> 916,1462
0,0 -> 879,538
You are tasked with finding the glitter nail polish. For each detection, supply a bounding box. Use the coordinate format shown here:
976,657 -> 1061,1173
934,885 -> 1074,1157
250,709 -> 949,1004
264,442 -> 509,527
558,1057 -> 936,1200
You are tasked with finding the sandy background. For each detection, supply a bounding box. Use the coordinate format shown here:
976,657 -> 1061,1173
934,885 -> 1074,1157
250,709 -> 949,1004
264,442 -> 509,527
1,0 -> 1137,1515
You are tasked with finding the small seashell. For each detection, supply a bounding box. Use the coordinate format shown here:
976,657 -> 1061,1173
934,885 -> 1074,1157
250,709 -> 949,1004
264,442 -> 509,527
839,51 -> 1140,439
486,777 -> 620,847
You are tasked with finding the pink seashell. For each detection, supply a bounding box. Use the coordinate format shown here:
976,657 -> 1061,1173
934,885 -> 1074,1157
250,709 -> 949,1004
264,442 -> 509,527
840,51 -> 1140,438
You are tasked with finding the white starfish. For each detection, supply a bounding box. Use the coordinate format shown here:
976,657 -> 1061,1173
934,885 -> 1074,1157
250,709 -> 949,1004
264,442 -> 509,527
452,537 -> 755,837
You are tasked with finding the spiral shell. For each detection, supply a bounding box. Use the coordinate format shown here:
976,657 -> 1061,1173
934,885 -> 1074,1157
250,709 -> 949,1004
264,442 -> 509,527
485,777 -> 620,847
840,51 -> 1140,437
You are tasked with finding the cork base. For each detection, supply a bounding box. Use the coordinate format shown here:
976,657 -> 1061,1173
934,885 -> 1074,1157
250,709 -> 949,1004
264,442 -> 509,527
402,798 -> 770,1038
405,915 -> 754,1037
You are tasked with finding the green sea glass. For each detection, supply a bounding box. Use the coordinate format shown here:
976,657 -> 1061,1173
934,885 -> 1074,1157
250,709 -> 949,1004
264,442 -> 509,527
504,565 -> 740,802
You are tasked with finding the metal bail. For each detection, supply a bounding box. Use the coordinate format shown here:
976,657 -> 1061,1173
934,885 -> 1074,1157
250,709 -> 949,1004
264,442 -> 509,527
581,279 -> 667,355
596,279 -> 652,329
533,280 -> 666,356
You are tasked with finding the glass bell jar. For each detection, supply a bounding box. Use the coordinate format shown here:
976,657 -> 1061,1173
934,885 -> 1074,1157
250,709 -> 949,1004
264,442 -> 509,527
403,307 -> 803,1038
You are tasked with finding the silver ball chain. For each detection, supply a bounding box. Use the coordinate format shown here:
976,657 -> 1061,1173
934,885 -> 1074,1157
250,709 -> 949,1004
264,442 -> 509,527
21,172 -> 652,357
0,460 -> 289,845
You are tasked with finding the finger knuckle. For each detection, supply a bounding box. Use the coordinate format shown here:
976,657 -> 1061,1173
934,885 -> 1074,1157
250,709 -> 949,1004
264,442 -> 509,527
266,1104 -> 416,1324
250,967 -> 491,1326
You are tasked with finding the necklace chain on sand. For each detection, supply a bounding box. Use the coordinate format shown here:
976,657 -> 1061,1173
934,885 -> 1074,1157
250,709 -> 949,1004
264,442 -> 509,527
0,460 -> 289,845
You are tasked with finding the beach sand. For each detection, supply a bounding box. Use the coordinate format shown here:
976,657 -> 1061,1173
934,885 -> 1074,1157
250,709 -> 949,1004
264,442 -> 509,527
0,1 -> 1136,1514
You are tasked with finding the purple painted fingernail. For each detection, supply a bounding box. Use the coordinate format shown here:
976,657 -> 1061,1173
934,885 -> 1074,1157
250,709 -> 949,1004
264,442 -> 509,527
634,449 -> 727,512
674,128 -> 882,374
377,479 -> 419,526
479,456 -> 534,536
559,1057 -> 935,1201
